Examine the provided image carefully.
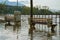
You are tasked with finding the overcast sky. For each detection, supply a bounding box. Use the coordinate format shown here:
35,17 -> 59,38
8,0 -> 60,10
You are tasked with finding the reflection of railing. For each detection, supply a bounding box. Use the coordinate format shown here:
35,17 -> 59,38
28,18 -> 56,33
28,18 -> 52,24
4,11 -> 21,31
5,15 -> 14,22
29,15 -> 59,40
0,19 -> 5,23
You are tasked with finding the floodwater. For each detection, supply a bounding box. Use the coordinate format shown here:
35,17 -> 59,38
0,15 -> 60,40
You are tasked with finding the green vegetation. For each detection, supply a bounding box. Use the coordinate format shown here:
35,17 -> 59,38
0,3 -> 60,15
0,3 -> 6,14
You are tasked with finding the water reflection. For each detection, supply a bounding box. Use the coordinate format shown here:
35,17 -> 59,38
0,15 -> 60,40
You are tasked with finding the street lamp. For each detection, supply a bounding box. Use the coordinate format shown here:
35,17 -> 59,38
17,0 -> 18,7
30,0 -> 33,40
16,0 -> 18,10
30,0 -> 33,18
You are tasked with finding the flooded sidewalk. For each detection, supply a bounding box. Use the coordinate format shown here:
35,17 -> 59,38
0,15 -> 60,40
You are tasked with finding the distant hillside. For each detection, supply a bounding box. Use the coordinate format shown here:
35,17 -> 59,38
0,3 -> 60,15
5,1 -> 25,6
0,0 -> 25,6
0,4 -> 24,14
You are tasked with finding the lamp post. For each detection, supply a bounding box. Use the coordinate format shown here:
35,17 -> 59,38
17,0 -> 18,10
17,0 -> 18,7
30,0 -> 33,18
30,0 -> 33,40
